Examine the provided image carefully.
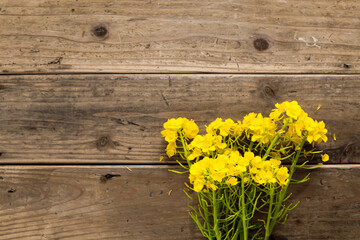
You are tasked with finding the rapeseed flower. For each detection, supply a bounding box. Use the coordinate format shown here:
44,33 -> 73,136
161,101 -> 330,240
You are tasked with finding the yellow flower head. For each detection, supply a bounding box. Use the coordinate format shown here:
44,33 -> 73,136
166,142 -> 177,158
161,129 -> 178,143
243,113 -> 276,144
321,154 -> 329,162
225,177 -> 238,186
275,101 -> 303,120
183,119 -> 199,139
306,119 -> 328,144
206,118 -> 235,137
163,117 -> 184,131
276,166 -> 289,186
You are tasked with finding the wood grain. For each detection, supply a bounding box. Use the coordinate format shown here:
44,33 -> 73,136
0,165 -> 358,240
0,0 -> 359,74
0,74 -> 359,164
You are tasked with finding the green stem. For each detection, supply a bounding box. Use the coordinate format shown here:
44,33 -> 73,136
262,121 -> 289,161
241,174 -> 248,240
264,186 -> 274,240
178,130 -> 190,166
248,141 -> 254,152
268,136 -> 307,234
212,190 -> 222,240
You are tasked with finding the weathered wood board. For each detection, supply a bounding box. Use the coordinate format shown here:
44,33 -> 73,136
0,74 -> 359,164
1,0 -> 360,239
0,165 -> 358,240
0,0 -> 360,74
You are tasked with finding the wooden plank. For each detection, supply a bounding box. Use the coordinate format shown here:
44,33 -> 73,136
0,74 -> 359,164
0,165 -> 358,239
0,0 -> 360,74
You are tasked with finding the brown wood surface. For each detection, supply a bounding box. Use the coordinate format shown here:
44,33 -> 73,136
1,1 -> 359,239
0,165 -> 358,240
0,0 -> 360,74
0,74 -> 359,164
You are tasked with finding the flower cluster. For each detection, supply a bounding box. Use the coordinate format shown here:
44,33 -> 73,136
161,117 -> 199,157
189,151 -> 289,192
161,101 -> 330,240
161,101 -> 329,192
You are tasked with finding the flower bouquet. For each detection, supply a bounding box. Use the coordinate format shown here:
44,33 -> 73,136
161,101 -> 329,240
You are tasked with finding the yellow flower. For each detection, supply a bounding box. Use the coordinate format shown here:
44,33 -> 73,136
276,167 -> 289,186
250,156 -> 263,169
166,142 -> 177,157
225,177 -> 238,186
275,101 -> 303,120
221,119 -> 235,137
183,119 -> 199,139
233,121 -> 244,135
214,135 -> 227,151
206,118 -> 224,134
233,165 -> 247,175
243,113 -> 276,144
201,134 -> 217,154
253,170 -> 276,185
260,161 -> 273,171
269,108 -> 282,121
161,129 -> 178,143
228,151 -> 240,166
163,117 -> 184,131
249,167 -> 259,174
306,119 -> 328,144
193,178 -> 205,192
188,135 -> 204,149
321,154 -> 329,162
206,118 -> 235,137
270,158 -> 281,167
207,182 -> 218,191
188,148 -> 202,161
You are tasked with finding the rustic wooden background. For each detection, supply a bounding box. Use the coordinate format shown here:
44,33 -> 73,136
0,0 -> 359,239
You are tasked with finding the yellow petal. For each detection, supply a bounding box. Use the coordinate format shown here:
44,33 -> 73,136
333,134 -> 336,141
317,104 -> 321,110
321,154 -> 329,162
160,156 -> 164,162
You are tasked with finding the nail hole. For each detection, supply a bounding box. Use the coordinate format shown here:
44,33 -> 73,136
343,63 -> 351,69
254,38 -> 269,51
100,173 -> 121,183
8,188 -> 16,193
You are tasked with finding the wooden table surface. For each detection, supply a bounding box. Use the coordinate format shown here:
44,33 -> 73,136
0,1 -> 359,239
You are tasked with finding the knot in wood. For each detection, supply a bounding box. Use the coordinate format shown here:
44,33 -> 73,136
91,25 -> 109,39
253,38 -> 269,51
98,136 -> 109,147
344,143 -> 354,155
263,85 -> 276,98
